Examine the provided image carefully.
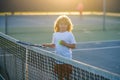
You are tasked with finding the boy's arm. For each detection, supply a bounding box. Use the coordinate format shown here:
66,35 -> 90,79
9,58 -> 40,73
42,43 -> 55,48
60,40 -> 76,49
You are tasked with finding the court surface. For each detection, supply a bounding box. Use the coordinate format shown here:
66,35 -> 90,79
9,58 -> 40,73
46,40 -> 120,75
73,40 -> 120,75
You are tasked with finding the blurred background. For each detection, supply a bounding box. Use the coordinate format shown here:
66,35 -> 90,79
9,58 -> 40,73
0,0 -> 120,43
0,0 -> 120,12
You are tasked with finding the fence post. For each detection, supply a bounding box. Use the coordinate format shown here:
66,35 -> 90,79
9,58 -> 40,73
5,14 -> 8,34
103,0 -> 106,31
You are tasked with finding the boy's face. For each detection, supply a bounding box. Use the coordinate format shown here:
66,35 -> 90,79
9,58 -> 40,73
59,23 -> 68,32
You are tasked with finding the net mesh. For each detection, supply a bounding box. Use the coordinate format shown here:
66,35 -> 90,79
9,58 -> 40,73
0,32 -> 120,80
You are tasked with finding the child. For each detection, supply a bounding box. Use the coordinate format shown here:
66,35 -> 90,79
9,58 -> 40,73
42,15 -> 76,80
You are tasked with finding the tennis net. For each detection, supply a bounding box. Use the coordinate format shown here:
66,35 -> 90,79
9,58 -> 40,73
0,32 -> 120,80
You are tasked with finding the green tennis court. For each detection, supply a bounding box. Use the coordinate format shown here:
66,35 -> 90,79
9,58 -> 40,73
0,15 -> 120,44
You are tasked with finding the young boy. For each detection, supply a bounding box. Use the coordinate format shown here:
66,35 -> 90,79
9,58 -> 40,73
42,15 -> 76,80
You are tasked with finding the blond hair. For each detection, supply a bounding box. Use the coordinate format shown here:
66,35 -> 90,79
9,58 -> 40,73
54,15 -> 73,32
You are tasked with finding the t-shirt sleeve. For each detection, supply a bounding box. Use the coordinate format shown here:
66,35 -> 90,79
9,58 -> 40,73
69,32 -> 76,44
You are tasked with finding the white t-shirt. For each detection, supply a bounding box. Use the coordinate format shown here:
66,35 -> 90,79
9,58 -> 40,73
52,31 -> 76,59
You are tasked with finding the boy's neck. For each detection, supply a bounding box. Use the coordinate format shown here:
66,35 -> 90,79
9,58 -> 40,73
59,29 -> 67,32
60,30 -> 67,32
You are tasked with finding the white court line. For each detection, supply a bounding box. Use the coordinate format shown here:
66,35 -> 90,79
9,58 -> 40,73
73,46 -> 120,51
77,40 -> 120,44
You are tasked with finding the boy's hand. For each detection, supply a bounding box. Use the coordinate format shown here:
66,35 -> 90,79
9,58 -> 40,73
59,40 -> 67,46
42,43 -> 55,48
42,44 -> 47,47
